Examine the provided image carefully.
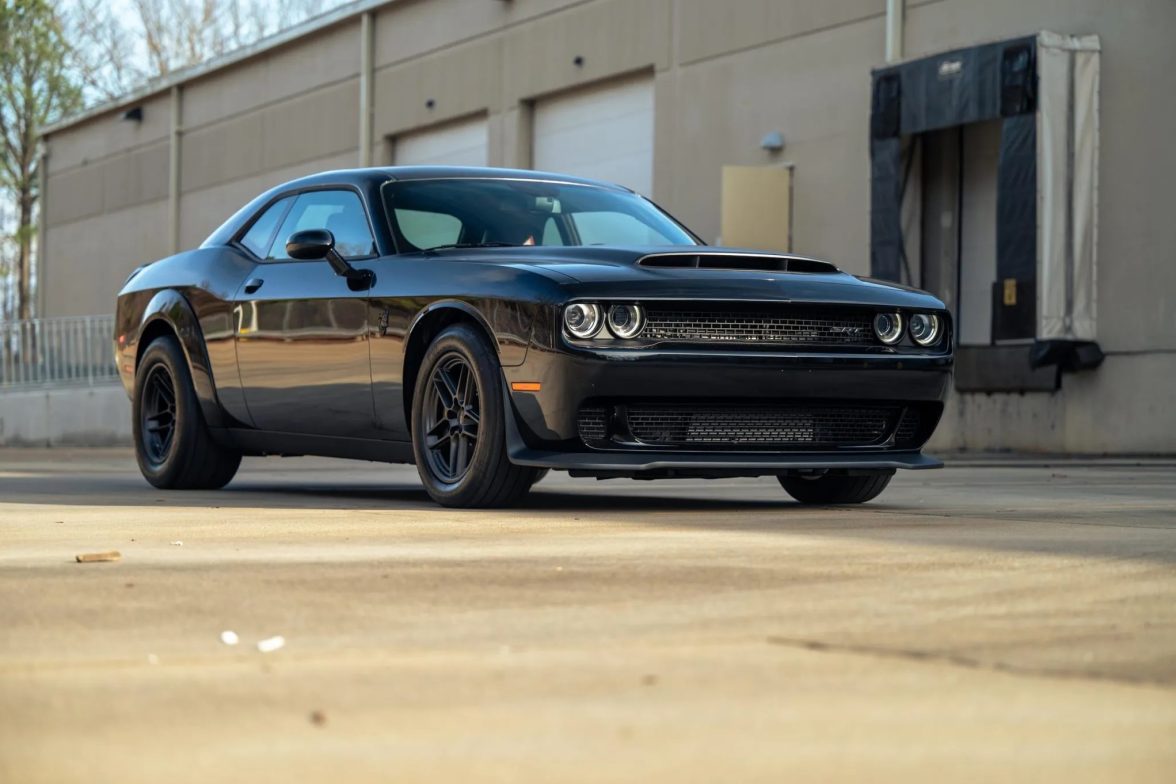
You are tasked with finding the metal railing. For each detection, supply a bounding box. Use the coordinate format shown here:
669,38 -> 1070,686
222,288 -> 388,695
0,315 -> 119,389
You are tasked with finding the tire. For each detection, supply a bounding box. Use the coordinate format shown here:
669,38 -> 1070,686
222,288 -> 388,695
777,470 -> 894,505
410,323 -> 539,508
133,335 -> 242,490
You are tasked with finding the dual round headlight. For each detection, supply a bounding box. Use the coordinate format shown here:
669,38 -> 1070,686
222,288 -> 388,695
872,312 -> 942,346
564,303 -> 646,340
873,313 -> 903,345
908,313 -> 941,346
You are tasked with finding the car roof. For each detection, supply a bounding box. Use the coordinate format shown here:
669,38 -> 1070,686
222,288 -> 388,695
280,165 -> 634,193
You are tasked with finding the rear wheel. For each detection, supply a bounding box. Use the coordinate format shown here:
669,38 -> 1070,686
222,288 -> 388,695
133,335 -> 241,489
777,471 -> 894,505
411,323 -> 539,508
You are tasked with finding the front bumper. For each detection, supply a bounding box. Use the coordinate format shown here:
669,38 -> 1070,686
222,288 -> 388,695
503,344 -> 952,445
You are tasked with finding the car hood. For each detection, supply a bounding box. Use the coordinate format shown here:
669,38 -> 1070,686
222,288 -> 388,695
436,245 -> 947,309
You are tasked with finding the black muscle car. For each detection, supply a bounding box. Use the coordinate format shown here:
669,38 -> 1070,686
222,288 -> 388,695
115,166 -> 952,507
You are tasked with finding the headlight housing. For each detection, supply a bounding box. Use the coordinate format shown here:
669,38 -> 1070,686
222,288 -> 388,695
563,303 -> 604,339
873,312 -> 903,345
909,313 -> 942,346
606,304 -> 645,339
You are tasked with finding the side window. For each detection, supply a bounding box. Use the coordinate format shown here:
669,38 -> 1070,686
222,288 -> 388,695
571,211 -> 665,245
395,208 -> 462,250
270,190 -> 376,260
239,197 -> 292,257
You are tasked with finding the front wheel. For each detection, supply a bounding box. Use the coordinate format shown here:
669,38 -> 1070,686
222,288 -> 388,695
410,323 -> 539,508
777,471 -> 894,505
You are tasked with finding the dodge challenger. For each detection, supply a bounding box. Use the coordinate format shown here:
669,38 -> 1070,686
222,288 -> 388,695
115,166 -> 952,507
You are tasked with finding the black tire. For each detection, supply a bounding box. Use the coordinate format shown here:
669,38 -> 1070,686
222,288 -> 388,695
777,470 -> 894,505
133,335 -> 242,490
410,323 -> 539,508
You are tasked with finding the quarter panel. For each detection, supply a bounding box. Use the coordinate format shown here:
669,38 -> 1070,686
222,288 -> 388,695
117,247 -> 256,427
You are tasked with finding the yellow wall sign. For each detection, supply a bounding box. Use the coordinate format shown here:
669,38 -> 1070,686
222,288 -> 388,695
720,165 -> 793,252
1003,278 -> 1018,307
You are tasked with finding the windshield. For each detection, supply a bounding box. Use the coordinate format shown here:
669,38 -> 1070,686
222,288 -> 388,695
381,178 -> 698,252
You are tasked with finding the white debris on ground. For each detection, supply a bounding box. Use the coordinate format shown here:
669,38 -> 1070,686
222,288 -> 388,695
256,636 -> 285,653
170,541 -> 183,546
220,630 -> 239,646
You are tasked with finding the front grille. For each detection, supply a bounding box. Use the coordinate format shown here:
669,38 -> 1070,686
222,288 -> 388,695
894,408 -> 921,446
643,307 -> 875,347
577,406 -> 608,443
579,402 -> 903,450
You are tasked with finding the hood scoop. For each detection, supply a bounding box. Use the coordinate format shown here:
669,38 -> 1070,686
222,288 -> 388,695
637,252 -> 839,274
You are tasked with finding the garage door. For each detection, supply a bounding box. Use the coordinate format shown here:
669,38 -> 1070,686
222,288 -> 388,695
394,116 -> 488,167
532,75 -> 654,195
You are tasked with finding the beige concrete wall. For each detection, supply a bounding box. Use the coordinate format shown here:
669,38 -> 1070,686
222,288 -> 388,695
44,200 -> 170,317
37,0 -> 1176,452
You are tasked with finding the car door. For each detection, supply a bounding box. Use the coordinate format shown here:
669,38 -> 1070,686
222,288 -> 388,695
234,188 -> 378,438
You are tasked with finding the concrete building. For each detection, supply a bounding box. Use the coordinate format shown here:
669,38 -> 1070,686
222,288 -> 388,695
35,0 -> 1176,453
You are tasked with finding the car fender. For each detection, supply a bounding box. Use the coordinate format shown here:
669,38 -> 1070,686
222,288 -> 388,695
137,289 -> 226,428
404,298 -> 532,368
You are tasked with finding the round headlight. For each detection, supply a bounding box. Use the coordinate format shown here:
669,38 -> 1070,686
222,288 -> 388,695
606,304 -> 645,339
564,303 -> 603,339
909,313 -> 941,346
873,312 -> 903,345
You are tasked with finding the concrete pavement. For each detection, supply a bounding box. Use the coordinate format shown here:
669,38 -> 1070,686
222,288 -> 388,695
1,449 -> 1174,782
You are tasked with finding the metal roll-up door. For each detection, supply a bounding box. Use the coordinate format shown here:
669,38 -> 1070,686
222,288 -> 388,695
394,117 -> 488,167
532,74 -> 654,195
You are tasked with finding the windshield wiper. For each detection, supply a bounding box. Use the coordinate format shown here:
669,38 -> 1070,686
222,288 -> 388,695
422,241 -> 518,253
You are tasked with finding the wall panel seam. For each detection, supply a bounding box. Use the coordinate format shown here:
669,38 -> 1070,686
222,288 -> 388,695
180,74 -> 361,137
177,147 -> 361,197
46,137 -> 172,179
677,10 -> 887,69
372,0 -> 598,73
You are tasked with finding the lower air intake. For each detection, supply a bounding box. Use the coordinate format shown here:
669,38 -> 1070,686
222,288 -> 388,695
578,402 -> 906,450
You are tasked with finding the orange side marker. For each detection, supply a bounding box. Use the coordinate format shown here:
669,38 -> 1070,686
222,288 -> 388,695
511,382 -> 542,392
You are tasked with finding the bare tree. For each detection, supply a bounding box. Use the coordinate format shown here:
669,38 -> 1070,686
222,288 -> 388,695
0,0 -> 81,321
63,0 -> 147,103
63,0 -> 343,102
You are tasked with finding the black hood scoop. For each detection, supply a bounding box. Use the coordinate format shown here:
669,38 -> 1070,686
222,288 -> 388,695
637,252 -> 839,274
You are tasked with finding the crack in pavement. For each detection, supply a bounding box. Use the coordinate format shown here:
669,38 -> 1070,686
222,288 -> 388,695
764,636 -> 1176,689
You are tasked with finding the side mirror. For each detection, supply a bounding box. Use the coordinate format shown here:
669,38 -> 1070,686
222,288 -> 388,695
285,229 -> 374,289
286,228 -> 334,260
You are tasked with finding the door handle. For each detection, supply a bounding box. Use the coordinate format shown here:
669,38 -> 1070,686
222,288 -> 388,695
243,278 -> 264,294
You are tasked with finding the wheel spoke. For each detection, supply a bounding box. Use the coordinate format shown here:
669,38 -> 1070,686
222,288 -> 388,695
455,434 -> 469,475
447,434 -> 459,475
155,380 -> 175,407
433,367 -> 458,408
457,363 -> 473,404
426,419 -> 451,449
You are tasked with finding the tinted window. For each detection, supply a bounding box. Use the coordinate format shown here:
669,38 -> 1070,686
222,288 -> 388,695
572,212 -> 665,245
270,190 -> 376,260
240,197 -> 291,257
395,209 -> 462,250
382,179 -> 696,251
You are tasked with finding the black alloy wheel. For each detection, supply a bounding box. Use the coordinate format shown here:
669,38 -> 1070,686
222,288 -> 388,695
133,335 -> 242,490
139,365 -> 177,468
410,323 -> 539,508
422,353 -> 481,483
